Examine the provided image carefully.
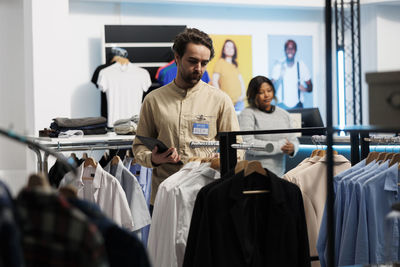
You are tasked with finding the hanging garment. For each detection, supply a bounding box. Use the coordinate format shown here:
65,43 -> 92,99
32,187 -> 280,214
91,61 -> 115,119
0,181 -> 23,267
97,62 -> 151,127
123,156 -> 153,246
317,158 -> 368,267
283,155 -> 321,182
16,188 -> 108,267
317,159 -> 400,267
147,161 -> 202,267
184,169 -> 311,267
67,197 -> 151,267
335,160 -> 382,265
103,160 -> 151,232
283,154 -> 351,267
349,162 -> 398,265
60,163 -> 134,231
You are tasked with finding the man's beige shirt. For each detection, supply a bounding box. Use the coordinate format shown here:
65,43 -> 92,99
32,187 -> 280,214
132,80 -> 241,204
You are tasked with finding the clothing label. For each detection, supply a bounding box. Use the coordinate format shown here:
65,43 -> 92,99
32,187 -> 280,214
193,123 -> 209,135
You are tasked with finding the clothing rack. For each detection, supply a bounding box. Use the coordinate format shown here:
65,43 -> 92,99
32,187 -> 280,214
219,127 -> 325,176
190,140 -> 275,151
0,127 -> 76,175
28,134 -> 135,173
218,127 -> 392,265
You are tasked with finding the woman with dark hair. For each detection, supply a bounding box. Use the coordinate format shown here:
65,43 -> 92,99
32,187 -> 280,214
212,39 -> 245,112
238,75 -> 299,177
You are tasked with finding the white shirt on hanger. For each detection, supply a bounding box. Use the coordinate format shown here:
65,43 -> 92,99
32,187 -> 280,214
97,62 -> 151,127
103,160 -> 151,231
60,163 -> 134,231
148,161 -> 202,267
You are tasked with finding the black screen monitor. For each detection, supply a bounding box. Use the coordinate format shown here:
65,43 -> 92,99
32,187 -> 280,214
288,107 -> 324,128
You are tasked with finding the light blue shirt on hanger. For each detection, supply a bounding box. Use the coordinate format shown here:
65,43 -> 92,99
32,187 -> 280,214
338,161 -> 389,266
317,159 -> 367,267
354,163 -> 399,265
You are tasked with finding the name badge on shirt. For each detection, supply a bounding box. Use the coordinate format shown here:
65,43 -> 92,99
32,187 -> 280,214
193,123 -> 209,136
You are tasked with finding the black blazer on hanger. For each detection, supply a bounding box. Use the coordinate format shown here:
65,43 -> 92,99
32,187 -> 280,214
184,170 -> 311,267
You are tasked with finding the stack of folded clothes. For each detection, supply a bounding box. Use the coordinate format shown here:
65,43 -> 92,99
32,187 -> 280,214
49,117 -> 108,137
113,115 -> 139,135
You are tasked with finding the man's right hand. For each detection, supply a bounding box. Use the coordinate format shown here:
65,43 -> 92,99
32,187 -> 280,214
151,146 -> 181,165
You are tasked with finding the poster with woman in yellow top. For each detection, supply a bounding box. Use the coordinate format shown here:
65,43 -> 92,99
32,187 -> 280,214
208,35 -> 252,113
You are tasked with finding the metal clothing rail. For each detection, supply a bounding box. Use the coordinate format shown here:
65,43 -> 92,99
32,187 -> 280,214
218,127 -> 326,176
0,127 -> 76,175
190,141 -> 275,151
28,134 -> 135,173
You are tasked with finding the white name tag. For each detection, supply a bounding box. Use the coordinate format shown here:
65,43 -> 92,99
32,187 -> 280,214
193,123 -> 209,136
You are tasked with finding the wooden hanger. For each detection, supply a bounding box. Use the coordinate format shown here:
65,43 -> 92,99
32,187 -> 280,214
244,161 -> 267,177
377,152 -> 388,163
82,152 -> 88,160
111,56 -> 130,65
188,157 -> 201,162
131,157 -> 137,166
242,161 -> 269,194
311,149 -> 321,158
365,151 -> 380,165
111,155 -> 121,166
83,157 -> 97,168
389,153 -> 400,168
27,173 -> 51,191
382,152 -> 395,162
201,157 -> 213,163
210,158 -> 220,170
235,160 -> 249,174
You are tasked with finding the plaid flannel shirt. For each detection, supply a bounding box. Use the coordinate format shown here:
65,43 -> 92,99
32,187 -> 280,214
16,189 -> 109,267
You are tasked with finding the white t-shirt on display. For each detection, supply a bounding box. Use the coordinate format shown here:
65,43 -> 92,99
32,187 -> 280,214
98,62 -> 151,127
271,58 -> 311,108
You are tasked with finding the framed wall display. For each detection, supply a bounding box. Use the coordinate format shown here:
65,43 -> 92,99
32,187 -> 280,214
208,34 -> 252,112
268,35 -> 313,110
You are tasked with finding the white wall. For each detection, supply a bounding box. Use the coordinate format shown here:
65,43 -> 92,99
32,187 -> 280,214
0,0 -> 31,194
376,5 -> 400,71
360,3 -> 400,124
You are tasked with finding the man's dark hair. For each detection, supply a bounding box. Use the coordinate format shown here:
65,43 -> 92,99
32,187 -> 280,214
284,39 -> 297,51
247,75 -> 276,108
172,28 -> 215,60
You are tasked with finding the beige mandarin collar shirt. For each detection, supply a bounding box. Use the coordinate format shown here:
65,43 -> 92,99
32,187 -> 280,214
132,80 -> 241,204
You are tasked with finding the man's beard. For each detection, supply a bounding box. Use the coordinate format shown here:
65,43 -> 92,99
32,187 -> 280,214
182,71 -> 202,86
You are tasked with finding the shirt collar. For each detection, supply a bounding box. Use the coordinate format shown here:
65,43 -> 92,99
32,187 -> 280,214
104,160 -> 124,180
384,163 -> 399,192
171,79 -> 203,98
77,163 -> 103,189
318,154 -> 350,164
199,164 -> 221,180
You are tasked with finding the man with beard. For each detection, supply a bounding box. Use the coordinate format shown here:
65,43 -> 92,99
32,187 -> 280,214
132,28 -> 240,209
